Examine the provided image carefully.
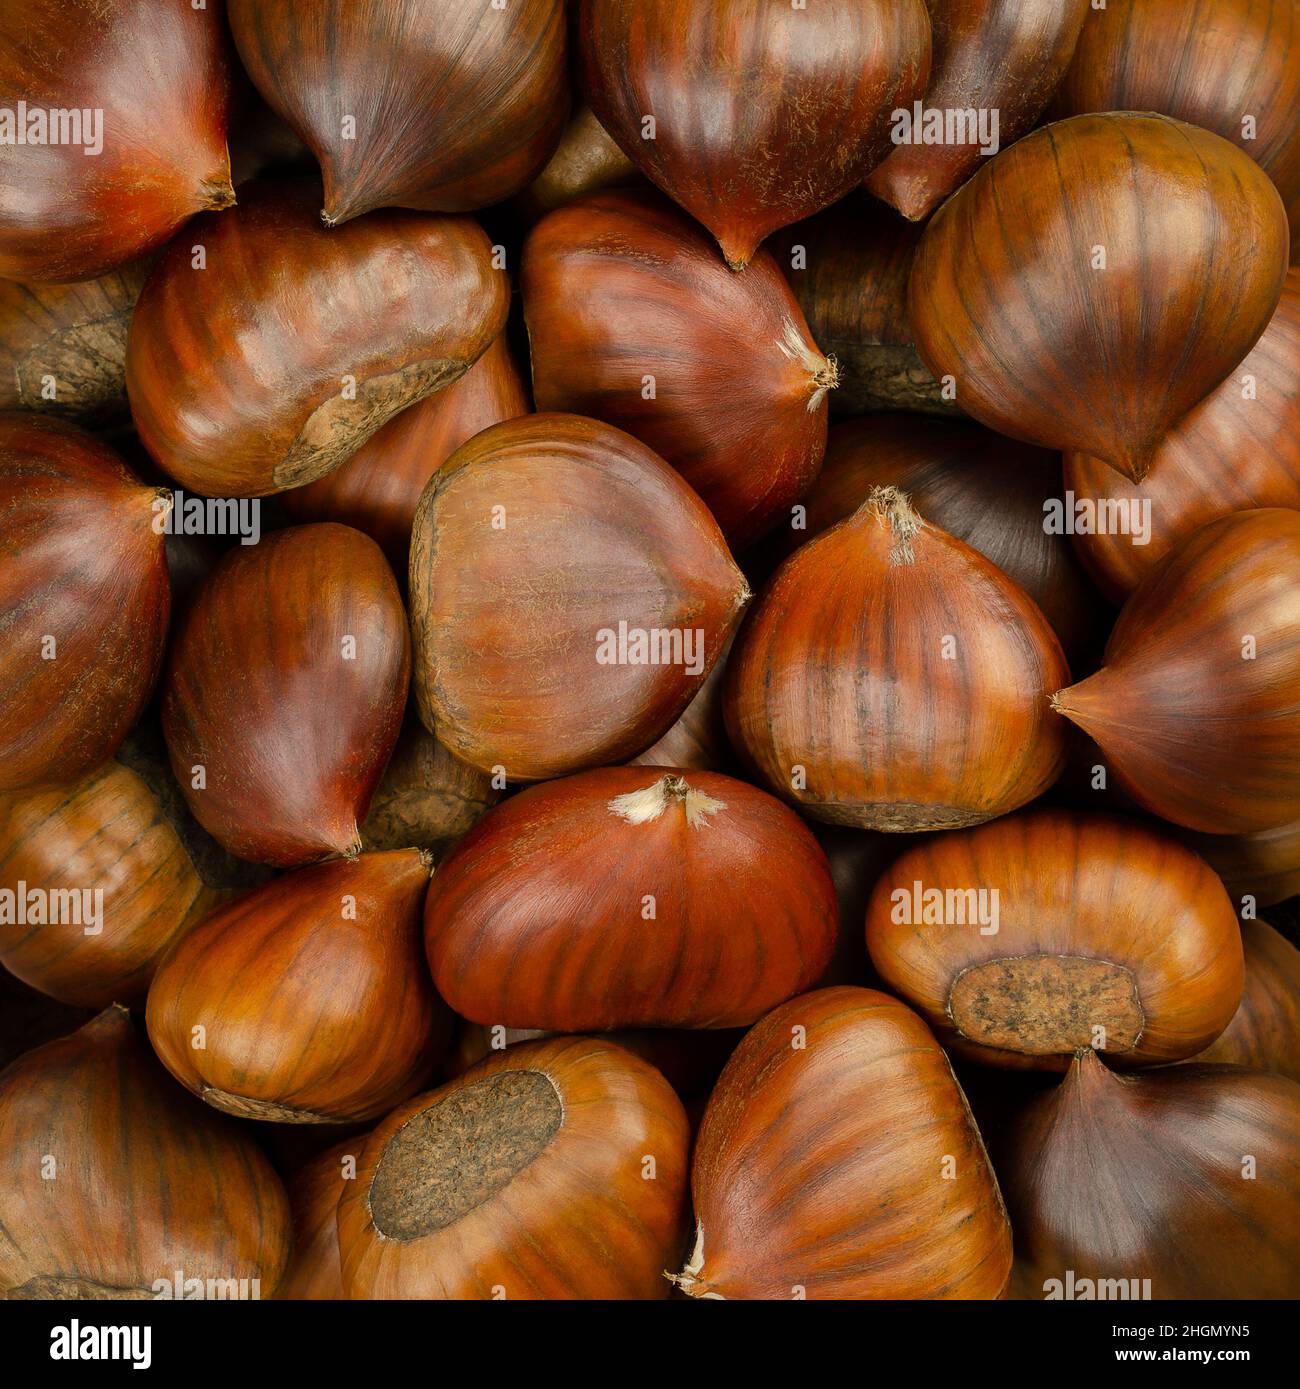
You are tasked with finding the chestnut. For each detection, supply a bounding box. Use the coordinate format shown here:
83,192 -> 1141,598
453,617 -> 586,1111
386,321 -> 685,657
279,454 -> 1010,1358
0,414 -> 170,794
909,113 -> 1290,482
162,523 -> 410,868
126,179 -> 509,498
1191,919 -> 1300,1082
522,188 -> 837,548
336,1036 -> 689,1298
674,987 -> 1012,1299
0,0 -> 233,283
784,414 -> 1104,665
408,413 -> 748,782
577,0 -> 932,269
229,0 -> 569,222
1052,508 -> 1300,834
1001,1050 -> 1300,1299
865,810 -> 1244,1070
726,487 -> 1069,830
0,1007 -> 290,1298
147,850 -> 448,1125
424,768 -> 837,1031
276,1140 -> 355,1301
0,760 -> 215,1009
0,258 -> 151,424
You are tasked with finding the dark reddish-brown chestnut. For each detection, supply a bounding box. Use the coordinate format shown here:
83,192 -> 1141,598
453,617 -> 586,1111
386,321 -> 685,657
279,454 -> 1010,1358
409,413 -> 748,781
1001,1051 -> 1300,1299
229,0 -> 568,223
1064,268 -> 1300,600
674,987 -> 1011,1299
867,0 -> 1090,220
0,259 -> 151,423
1052,509 -> 1300,834
0,414 -> 170,793
909,113 -> 1290,482
0,1 -> 233,284
337,1036 -> 689,1298
523,190 -> 837,548
1054,0 -> 1300,218
783,414 -> 1103,663
147,851 -> 447,1124
0,1007 -> 290,1298
0,761 -> 216,1009
425,767 -> 836,1031
726,487 -> 1068,830
162,523 -> 410,867
282,335 -> 529,574
1190,920 -> 1300,1082
577,0 -> 932,269
126,179 -> 509,497
773,197 -> 958,418
865,810 -> 1244,1070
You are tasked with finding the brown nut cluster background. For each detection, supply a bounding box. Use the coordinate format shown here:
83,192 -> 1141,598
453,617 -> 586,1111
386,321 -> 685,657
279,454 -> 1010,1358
1,0 -> 1299,1323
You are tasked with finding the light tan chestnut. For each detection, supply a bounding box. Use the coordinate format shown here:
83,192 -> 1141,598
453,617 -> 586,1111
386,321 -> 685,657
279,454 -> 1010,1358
337,1036 -> 689,1299
147,851 -> 448,1124
865,811 -> 1244,1070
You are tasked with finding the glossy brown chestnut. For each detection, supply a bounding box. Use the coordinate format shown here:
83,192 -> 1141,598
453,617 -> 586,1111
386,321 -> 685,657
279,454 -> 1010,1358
409,413 -> 748,781
229,0 -> 568,223
0,414 -> 170,793
865,810 -> 1243,1070
674,987 -> 1011,1299
1191,920 -> 1300,1082
772,197 -> 958,418
909,113 -> 1290,482
337,1036 -> 689,1299
1052,509 -> 1300,834
283,335 -> 529,574
126,179 -> 509,497
726,487 -> 1069,830
162,523 -> 410,867
867,0 -> 1090,220
524,190 -> 836,547
359,706 -> 500,857
0,1007 -> 290,1298
276,1140 -> 357,1300
0,1 -> 233,283
784,414 -> 1103,663
1002,1050 -> 1300,1299
515,103 -> 641,223
577,0 -> 932,269
1054,0 -> 1300,216
1064,268 -> 1300,600
426,768 -> 836,1031
0,761 -> 214,1009
0,259 -> 151,423
147,851 -> 447,1124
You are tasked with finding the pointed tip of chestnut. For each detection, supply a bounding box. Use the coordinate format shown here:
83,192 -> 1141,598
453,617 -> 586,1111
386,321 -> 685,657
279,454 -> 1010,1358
863,485 -> 921,563
201,176 -> 237,213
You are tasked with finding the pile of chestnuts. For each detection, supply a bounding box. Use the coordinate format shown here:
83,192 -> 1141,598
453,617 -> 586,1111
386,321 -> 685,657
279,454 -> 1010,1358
2,0 -> 1300,1308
